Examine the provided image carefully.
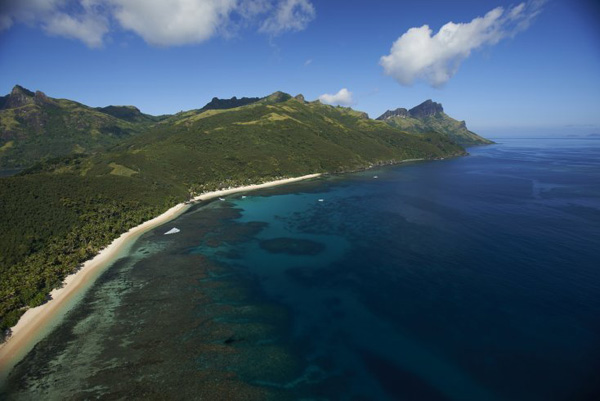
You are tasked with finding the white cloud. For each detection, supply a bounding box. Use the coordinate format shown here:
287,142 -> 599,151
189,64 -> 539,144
260,0 -> 315,35
1,0 -> 108,46
0,0 -> 316,47
380,1 -> 545,87
319,88 -> 354,106
44,1 -> 109,48
44,12 -> 108,47
109,0 -> 237,46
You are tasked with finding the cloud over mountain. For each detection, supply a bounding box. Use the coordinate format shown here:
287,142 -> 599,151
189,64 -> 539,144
380,1 -> 545,87
0,0 -> 316,47
319,88 -> 354,106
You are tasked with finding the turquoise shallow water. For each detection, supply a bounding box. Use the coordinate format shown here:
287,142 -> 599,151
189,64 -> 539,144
3,138 -> 600,400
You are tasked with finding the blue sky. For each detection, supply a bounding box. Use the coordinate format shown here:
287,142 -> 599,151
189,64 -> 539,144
1,0 -> 599,137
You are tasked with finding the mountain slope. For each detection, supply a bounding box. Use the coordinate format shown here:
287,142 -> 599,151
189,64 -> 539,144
89,93 -> 465,193
0,85 -> 154,169
0,91 -> 467,333
377,100 -> 493,146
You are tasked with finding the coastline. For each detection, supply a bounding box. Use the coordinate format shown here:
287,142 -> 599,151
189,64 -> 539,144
0,173 -> 321,385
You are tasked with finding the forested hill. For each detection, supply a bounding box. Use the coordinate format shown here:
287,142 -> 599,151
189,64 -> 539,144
88,93 -> 465,193
0,85 -> 160,169
0,90 -> 479,335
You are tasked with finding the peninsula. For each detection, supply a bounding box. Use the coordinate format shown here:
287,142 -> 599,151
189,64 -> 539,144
0,85 -> 489,346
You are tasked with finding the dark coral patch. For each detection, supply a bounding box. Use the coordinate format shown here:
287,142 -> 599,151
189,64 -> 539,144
259,237 -> 325,256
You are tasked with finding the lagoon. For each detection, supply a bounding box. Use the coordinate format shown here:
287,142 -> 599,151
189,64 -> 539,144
3,138 -> 600,400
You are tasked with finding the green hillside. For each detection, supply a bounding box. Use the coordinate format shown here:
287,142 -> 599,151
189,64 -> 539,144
0,90 -> 475,335
377,100 -> 494,146
96,94 -> 464,193
0,86 -> 155,169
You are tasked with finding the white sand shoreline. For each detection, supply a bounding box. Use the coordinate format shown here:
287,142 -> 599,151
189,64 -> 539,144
0,173 -> 321,384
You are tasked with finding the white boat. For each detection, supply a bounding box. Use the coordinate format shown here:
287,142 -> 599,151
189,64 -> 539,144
373,175 -> 378,179
219,197 -> 226,201
164,228 -> 180,235
241,196 -> 247,199
318,199 -> 324,202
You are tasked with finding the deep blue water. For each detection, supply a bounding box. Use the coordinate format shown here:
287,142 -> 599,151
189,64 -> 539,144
218,138 -> 600,400
4,138 -> 600,400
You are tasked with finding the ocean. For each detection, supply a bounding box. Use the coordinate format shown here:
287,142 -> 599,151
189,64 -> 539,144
3,138 -> 600,400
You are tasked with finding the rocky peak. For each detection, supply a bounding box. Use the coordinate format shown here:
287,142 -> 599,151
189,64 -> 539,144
264,91 -> 292,104
376,108 -> 410,121
294,94 -> 305,102
34,90 -> 56,106
376,100 -> 445,121
3,85 -> 36,109
408,99 -> 443,118
11,85 -> 35,97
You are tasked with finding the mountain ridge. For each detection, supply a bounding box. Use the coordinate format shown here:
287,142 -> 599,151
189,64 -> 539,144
200,96 -> 262,112
377,99 -> 493,146
1,85 -> 492,170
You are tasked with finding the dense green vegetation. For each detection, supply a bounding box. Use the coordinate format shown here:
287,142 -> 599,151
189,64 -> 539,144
0,86 -> 155,169
0,172 -> 182,331
103,96 -> 465,191
0,89 -> 481,336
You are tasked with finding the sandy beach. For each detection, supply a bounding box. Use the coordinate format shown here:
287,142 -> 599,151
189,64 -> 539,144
0,173 -> 321,383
